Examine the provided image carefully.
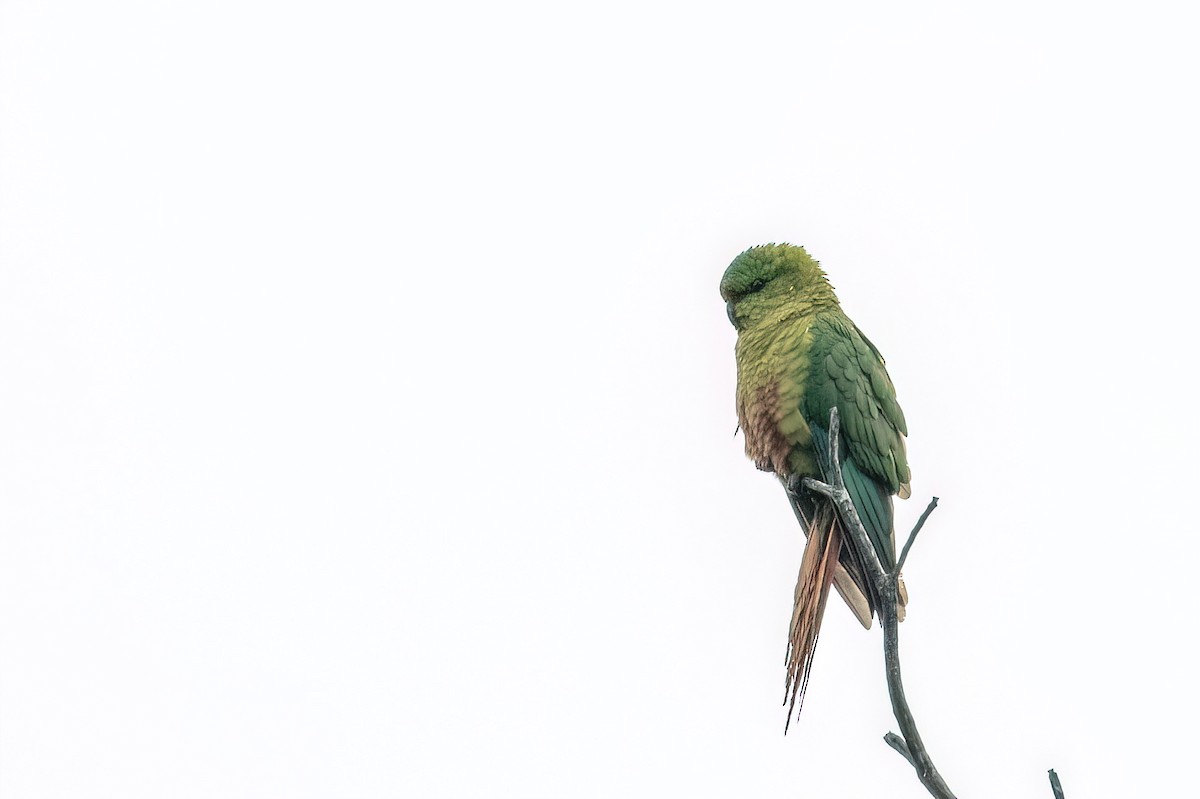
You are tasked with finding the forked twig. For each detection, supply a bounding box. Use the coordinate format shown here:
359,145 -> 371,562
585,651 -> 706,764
801,408 -> 954,799
884,731 -> 915,767
793,408 -> 1065,799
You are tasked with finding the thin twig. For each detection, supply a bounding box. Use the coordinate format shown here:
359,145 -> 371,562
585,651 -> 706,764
1048,769 -> 1065,799
896,496 -> 939,574
884,732 -> 915,767
803,408 -> 954,799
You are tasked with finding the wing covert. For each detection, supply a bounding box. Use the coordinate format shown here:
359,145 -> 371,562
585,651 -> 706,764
803,313 -> 911,569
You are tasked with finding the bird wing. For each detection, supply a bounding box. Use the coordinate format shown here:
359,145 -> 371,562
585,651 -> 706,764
804,313 -> 911,573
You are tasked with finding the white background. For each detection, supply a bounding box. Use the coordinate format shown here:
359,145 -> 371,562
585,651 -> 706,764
2,2 -> 1198,797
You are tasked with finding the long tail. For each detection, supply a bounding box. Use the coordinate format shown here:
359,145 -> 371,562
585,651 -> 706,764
784,472 -> 909,630
783,501 -> 841,732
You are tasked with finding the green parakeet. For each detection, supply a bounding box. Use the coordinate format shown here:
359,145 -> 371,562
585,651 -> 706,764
720,243 -> 911,729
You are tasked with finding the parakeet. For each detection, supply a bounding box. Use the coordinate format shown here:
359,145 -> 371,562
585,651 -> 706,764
720,243 -> 911,729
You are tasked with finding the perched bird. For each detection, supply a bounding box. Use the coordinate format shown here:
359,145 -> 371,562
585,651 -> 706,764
720,243 -> 911,730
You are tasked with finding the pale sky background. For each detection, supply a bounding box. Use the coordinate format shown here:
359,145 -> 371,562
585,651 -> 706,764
2,2 -> 1199,798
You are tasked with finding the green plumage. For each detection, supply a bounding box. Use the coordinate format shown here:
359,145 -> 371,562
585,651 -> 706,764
722,243 -> 910,624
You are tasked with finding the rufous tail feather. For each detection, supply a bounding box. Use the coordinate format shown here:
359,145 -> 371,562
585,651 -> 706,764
783,503 -> 840,732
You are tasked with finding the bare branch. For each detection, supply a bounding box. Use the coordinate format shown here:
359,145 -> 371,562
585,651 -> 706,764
880,583 -> 954,798
896,496 -> 939,574
794,408 -> 1061,797
811,408 -> 955,799
1048,769 -> 1065,799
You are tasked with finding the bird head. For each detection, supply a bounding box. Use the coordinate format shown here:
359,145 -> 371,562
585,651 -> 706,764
720,243 -> 836,330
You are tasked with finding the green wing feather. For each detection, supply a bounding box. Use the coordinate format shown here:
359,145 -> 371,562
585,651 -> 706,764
803,313 -> 910,571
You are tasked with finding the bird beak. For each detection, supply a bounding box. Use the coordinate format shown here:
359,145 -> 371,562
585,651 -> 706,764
727,301 -> 739,329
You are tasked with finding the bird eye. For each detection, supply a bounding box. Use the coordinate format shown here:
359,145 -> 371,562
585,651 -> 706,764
749,279 -> 767,293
